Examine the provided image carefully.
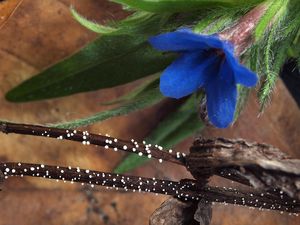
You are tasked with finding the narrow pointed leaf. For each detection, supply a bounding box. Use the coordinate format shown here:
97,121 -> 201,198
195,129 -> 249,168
71,6 -> 118,34
258,1 -> 300,110
255,0 -> 286,40
101,76 -> 159,105
112,0 -> 264,13
53,87 -> 164,129
6,35 -> 175,102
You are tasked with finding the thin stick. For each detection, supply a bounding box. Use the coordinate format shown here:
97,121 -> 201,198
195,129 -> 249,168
0,121 -> 284,188
0,162 -> 299,213
0,121 -> 185,165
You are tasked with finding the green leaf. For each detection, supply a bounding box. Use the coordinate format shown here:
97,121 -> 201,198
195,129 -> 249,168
255,0 -> 286,41
194,4 -> 251,34
70,6 -> 118,34
101,76 -> 160,105
6,10 -> 183,102
6,35 -> 176,102
53,87 -> 164,129
112,12 -> 173,35
257,0 -> 300,110
114,95 -> 204,173
112,0 -> 263,13
194,8 -> 235,33
71,8 -> 171,36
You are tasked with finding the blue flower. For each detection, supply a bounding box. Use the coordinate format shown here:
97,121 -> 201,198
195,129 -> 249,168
149,29 -> 258,128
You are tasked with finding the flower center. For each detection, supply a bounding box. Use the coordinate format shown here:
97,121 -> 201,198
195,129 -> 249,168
212,48 -> 225,58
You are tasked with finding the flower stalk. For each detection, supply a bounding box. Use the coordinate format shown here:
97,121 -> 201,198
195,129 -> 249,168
219,2 -> 268,55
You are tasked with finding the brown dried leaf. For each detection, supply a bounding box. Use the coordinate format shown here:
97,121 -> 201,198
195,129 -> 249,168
0,0 -> 23,29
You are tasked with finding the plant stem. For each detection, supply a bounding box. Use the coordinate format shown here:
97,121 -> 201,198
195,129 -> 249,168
219,2 -> 268,55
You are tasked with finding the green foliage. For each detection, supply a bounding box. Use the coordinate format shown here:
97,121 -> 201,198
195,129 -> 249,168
254,0 -> 285,41
102,76 -> 160,105
194,7 -> 246,34
6,35 -> 176,102
6,0 -> 267,103
71,8 -> 172,36
112,0 -> 263,13
257,0 -> 300,110
114,95 -> 204,173
7,6 -> 209,102
258,26 -> 278,109
53,86 -> 164,129
7,9 -> 183,103
71,6 -> 118,34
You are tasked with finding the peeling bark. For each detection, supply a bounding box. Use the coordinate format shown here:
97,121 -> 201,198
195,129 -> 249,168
150,198 -> 199,225
187,138 -> 300,199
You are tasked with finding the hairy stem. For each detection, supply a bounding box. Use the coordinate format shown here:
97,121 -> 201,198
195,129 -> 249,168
219,2 -> 268,55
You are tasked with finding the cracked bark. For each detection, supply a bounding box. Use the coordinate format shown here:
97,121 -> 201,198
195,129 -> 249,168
187,137 -> 300,200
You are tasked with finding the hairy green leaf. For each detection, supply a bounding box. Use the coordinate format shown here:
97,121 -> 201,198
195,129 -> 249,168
102,76 -> 160,105
8,7 -> 203,102
255,0 -> 286,41
71,6 -> 118,34
257,0 -> 300,110
53,87 -> 164,129
112,0 -> 263,13
72,7 -> 174,36
6,35 -> 176,102
193,4 -> 251,35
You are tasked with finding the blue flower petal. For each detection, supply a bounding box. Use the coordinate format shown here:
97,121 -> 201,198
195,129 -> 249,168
233,65 -> 258,87
223,47 -> 258,87
149,29 -> 223,52
160,52 -> 218,99
205,61 -> 237,128
221,40 -> 235,56
150,28 -> 258,128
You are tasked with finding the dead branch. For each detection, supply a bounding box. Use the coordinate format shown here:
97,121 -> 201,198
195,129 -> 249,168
187,138 -> 300,200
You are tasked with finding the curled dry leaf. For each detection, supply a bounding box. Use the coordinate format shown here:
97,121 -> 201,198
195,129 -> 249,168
187,138 -> 300,199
